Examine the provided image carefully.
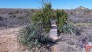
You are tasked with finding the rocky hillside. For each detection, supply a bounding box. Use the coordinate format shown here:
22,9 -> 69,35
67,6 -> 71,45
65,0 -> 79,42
67,6 -> 92,22
0,8 -> 38,28
0,7 -> 92,52
0,7 -> 92,28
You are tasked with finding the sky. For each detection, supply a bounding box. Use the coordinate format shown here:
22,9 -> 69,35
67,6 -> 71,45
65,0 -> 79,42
0,0 -> 92,9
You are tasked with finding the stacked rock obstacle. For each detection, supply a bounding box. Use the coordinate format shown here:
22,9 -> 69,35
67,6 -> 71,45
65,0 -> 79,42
49,20 -> 58,52
49,20 -> 58,41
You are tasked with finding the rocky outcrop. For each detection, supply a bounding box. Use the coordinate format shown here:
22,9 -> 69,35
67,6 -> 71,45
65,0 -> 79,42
66,6 -> 92,23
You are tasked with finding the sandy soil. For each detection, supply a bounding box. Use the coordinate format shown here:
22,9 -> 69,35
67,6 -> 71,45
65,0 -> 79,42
0,26 -> 57,52
0,27 -> 29,52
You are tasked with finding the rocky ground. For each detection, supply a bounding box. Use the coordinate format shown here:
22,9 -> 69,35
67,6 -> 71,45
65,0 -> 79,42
0,7 -> 92,52
50,22 -> 92,52
0,22 -> 92,52
0,27 -> 31,52
54,23 -> 92,52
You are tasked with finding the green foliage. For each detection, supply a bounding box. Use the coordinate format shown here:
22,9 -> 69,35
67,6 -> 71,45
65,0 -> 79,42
56,10 -> 68,33
19,24 -> 54,48
55,10 -> 80,35
61,23 -> 76,33
19,2 -> 55,49
59,23 -> 81,35
31,3 -> 52,32
18,1 -> 80,51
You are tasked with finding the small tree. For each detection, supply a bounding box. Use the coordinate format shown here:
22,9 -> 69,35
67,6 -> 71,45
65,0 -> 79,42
56,10 -> 68,33
32,3 -> 53,32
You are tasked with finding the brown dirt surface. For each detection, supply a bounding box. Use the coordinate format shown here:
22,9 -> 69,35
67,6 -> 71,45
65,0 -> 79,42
0,27 -> 30,52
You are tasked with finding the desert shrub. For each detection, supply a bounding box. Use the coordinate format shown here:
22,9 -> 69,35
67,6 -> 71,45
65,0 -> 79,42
61,24 -> 75,33
19,24 -> 54,48
10,14 -> 16,18
18,1 -> 55,49
0,16 -> 3,20
60,23 -> 81,35
18,17 -> 23,20
8,10 -> 20,15
55,10 -> 80,35
31,9 -> 35,13
31,3 -> 52,32
8,12 -> 13,15
56,10 -> 68,33
14,10 -> 20,14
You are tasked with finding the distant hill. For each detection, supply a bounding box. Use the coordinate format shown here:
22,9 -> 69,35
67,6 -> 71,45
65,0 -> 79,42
66,6 -> 92,22
0,8 -> 36,27
0,7 -> 92,28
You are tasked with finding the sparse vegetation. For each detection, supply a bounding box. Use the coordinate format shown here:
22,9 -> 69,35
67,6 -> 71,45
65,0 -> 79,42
19,2 -> 54,49
10,14 -> 16,18
60,23 -> 81,35
19,24 -> 54,48
31,2 -> 52,32
55,10 -> 80,35
56,10 -> 68,34
19,1 -> 80,50
0,16 -> 3,20
1,3 -> 92,52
